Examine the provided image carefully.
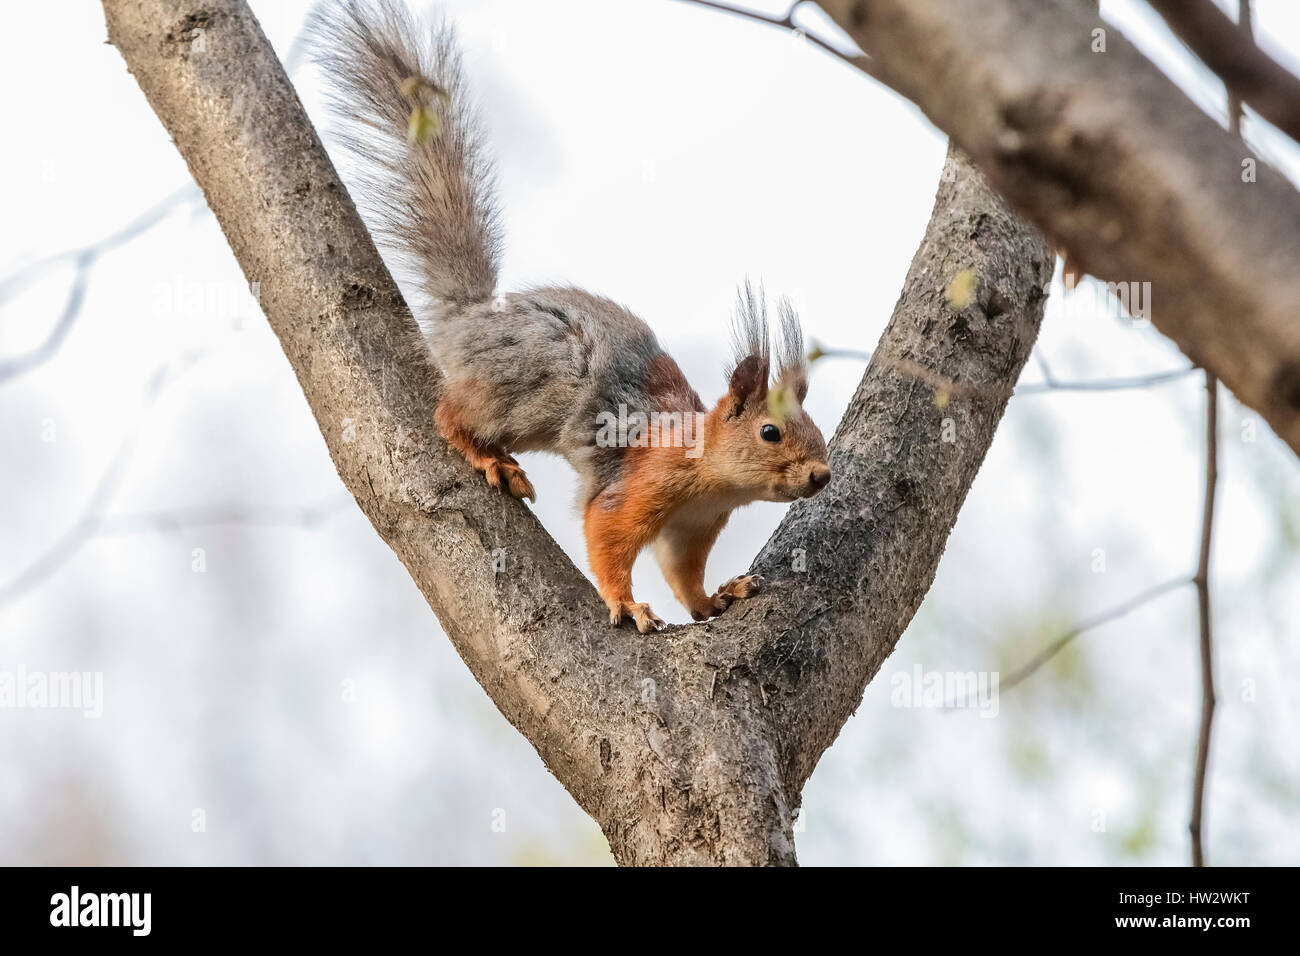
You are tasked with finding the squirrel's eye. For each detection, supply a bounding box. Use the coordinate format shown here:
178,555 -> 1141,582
760,424 -> 782,443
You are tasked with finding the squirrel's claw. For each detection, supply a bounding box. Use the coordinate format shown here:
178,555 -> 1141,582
693,574 -> 764,620
608,601 -> 663,633
632,604 -> 664,633
719,574 -> 763,600
504,468 -> 536,502
483,458 -> 536,502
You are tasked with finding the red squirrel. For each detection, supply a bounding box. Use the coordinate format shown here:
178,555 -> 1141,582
309,0 -> 831,631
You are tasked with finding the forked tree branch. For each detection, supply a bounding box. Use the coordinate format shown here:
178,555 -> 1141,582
101,0 -> 1048,864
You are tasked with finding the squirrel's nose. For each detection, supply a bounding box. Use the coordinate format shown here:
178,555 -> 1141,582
808,464 -> 831,492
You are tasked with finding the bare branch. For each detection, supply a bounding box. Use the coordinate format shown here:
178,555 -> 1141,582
1019,361 -> 1198,394
722,145 -> 1053,793
0,252 -> 92,384
814,344 -> 1011,402
0,25 -> 309,386
1187,0 -> 1243,869
1147,0 -> 1300,144
671,0 -> 876,78
92,497 -> 352,536
817,0 -> 1300,458
1190,370 -> 1219,867
0,185 -> 196,306
0,186 -> 199,384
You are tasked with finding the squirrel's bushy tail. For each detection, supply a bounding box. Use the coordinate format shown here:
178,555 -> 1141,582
307,0 -> 501,311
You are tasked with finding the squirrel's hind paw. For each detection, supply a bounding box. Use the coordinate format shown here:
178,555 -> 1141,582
633,605 -> 665,634
483,458 -> 536,502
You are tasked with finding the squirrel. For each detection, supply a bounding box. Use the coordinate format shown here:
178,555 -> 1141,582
308,0 -> 831,632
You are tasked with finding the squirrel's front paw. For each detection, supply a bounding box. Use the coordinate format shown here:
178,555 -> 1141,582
483,458 -> 536,502
691,574 -> 763,620
608,601 -> 664,634
720,574 -> 762,600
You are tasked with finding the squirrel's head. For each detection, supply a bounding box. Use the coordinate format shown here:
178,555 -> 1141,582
707,284 -> 830,502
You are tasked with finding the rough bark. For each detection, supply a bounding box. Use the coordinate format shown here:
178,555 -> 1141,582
101,0 -> 1048,864
820,0 -> 1300,458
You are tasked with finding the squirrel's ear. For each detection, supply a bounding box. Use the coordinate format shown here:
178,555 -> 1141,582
726,355 -> 769,416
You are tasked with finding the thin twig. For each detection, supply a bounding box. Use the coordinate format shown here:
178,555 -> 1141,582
1188,0 -> 1242,868
0,497 -> 352,606
671,0 -> 877,78
0,19 -> 315,386
92,497 -> 353,537
816,345 -> 1197,395
1190,370 -> 1219,867
0,186 -> 201,384
1019,367 -> 1199,393
0,185 -> 197,306
999,576 -> 1192,693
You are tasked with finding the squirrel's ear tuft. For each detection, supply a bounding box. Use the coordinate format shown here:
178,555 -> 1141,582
774,297 -> 808,402
727,354 -> 769,416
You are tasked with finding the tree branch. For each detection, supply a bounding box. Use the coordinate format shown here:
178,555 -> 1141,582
1146,0 -> 1300,144
817,0 -> 1300,458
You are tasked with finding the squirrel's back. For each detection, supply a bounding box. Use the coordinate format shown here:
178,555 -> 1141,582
438,285 -> 705,501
